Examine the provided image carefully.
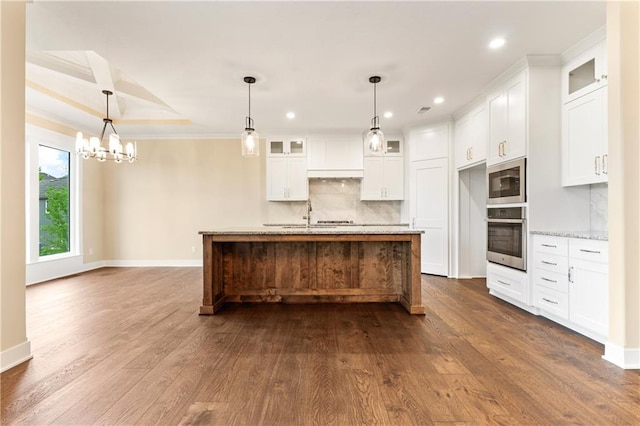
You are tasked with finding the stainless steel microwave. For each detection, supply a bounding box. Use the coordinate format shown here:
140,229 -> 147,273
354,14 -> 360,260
487,158 -> 526,204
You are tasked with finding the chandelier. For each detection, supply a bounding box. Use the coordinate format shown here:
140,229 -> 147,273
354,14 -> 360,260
75,90 -> 137,163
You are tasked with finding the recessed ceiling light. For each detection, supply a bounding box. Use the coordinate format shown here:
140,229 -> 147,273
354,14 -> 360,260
286,112 -> 295,119
489,37 -> 506,49
433,97 -> 444,105
383,111 -> 393,118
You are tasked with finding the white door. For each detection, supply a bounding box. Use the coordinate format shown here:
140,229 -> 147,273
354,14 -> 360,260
267,157 -> 288,200
410,158 -> 448,275
361,157 -> 384,200
569,258 -> 608,337
287,157 -> 309,200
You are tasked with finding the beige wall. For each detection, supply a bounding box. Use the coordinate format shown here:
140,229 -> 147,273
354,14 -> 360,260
103,138 -> 265,261
0,1 -> 27,353
607,1 -> 640,356
82,159 -> 105,263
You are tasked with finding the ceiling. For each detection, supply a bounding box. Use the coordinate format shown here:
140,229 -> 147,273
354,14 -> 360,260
26,1 -> 606,140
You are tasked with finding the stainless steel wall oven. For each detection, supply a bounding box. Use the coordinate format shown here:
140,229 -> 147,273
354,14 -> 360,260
487,207 -> 526,271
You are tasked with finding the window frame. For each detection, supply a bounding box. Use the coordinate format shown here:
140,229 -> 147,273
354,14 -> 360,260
26,125 -> 82,268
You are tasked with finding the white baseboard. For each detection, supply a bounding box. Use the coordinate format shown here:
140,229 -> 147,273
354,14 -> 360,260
603,343 -> 640,369
1,340 -> 32,373
106,259 -> 202,267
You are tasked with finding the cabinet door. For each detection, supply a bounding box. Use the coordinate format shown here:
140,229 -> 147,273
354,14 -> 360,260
487,90 -> 507,165
504,74 -> 527,161
306,137 -> 326,170
563,41 -> 607,104
562,88 -> 606,186
454,115 -> 472,169
286,157 -> 309,200
267,157 -> 288,200
469,105 -> 487,164
569,258 -> 608,338
383,157 -> 404,200
361,157 -> 384,200
410,158 -> 448,275
487,73 -> 526,165
287,138 -> 306,157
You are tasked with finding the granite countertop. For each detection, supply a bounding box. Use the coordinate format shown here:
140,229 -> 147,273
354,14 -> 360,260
530,230 -> 608,241
200,225 -> 422,235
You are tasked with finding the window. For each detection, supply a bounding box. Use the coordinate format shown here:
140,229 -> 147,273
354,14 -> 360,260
26,126 -> 80,270
38,145 -> 70,256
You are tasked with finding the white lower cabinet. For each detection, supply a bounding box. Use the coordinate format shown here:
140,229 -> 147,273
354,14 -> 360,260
487,262 -> 529,305
532,235 -> 608,342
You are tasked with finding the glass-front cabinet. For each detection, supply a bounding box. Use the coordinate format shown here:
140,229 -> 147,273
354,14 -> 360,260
267,137 -> 306,157
562,40 -> 607,104
363,135 -> 403,157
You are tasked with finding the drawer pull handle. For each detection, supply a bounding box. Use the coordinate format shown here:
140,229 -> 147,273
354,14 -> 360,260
541,244 -> 557,248
497,280 -> 511,286
579,248 -> 601,254
541,261 -> 557,266
542,297 -> 559,305
541,277 -> 557,283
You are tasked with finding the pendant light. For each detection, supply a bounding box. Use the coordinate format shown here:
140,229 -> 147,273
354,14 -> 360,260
75,90 -> 137,163
364,75 -> 384,153
241,76 -> 259,157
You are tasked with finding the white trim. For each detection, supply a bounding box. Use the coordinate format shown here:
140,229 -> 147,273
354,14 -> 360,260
603,343 -> 640,369
106,259 -> 203,267
1,340 -> 32,373
560,26 -> 606,64
27,254 -> 85,285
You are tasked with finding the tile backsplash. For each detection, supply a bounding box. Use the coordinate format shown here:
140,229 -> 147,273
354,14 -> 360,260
264,179 -> 402,224
590,183 -> 608,232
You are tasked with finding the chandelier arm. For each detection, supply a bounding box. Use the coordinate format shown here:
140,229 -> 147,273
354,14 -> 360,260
99,120 -> 109,143
109,122 -> 119,135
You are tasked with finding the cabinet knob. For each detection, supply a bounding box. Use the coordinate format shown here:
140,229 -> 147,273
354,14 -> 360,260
601,74 -> 608,80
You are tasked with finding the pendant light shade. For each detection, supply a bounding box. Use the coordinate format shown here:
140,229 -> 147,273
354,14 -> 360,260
241,76 -> 259,157
364,76 -> 384,153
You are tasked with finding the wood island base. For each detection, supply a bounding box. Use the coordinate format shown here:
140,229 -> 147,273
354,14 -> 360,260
199,230 -> 425,315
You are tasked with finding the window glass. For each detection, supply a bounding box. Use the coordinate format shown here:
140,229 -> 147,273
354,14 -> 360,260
38,145 -> 70,256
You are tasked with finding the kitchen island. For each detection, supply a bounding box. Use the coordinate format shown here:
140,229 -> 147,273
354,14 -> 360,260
199,226 -> 425,315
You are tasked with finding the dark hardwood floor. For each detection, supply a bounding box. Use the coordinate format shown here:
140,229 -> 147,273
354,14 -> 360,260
1,267 -> 638,425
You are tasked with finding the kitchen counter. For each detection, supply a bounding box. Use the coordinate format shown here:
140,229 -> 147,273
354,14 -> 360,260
199,226 -> 424,315
530,230 -> 608,241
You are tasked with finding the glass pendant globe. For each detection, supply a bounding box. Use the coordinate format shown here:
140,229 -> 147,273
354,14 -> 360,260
241,129 -> 259,157
366,128 -> 385,153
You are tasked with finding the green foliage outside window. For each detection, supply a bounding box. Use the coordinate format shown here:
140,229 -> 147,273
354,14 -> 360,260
39,171 -> 69,256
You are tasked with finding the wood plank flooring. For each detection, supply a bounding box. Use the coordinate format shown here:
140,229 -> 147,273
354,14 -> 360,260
1,267 -> 639,425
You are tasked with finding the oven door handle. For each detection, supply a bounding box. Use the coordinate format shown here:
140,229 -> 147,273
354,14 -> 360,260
487,219 -> 525,224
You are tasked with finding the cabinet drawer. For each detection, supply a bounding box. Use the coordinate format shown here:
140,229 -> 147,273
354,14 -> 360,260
569,239 -> 608,263
534,253 -> 568,275
533,286 -> 569,320
533,235 -> 568,256
533,268 -> 569,293
487,264 -> 528,304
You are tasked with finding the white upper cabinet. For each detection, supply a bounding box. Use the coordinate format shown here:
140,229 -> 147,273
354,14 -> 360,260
562,40 -> 607,104
454,105 -> 486,169
307,135 -> 363,177
363,135 -> 403,157
266,136 -> 308,201
487,71 -> 527,166
410,125 -> 449,162
562,86 -> 608,186
361,156 -> 404,200
267,157 -> 308,201
267,137 -> 306,157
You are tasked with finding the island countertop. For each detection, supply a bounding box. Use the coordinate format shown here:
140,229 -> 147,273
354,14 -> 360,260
199,225 -> 423,236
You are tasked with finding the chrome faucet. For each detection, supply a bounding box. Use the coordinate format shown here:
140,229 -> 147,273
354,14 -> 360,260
304,198 -> 312,227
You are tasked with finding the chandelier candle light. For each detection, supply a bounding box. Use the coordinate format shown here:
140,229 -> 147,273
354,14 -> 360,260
365,75 -> 384,153
75,90 -> 137,163
241,76 -> 259,157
